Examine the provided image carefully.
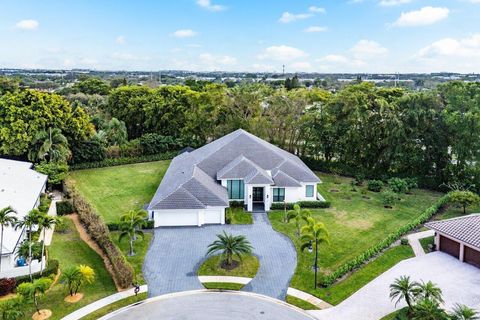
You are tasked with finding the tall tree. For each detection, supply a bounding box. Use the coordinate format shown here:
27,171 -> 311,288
118,210 -> 147,256
300,217 -> 329,289
28,127 -> 71,163
38,214 -> 57,275
287,204 -> 311,236
389,275 -> 419,312
0,206 -> 18,272
15,209 -> 41,281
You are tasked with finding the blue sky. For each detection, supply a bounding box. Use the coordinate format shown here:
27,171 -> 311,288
0,0 -> 479,72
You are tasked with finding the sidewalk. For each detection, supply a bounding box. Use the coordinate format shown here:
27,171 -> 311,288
38,191 -> 62,246
407,230 -> 435,257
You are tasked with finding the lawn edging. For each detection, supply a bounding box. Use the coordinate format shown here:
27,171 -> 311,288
322,195 -> 449,286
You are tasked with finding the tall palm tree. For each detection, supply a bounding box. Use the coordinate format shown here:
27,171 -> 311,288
38,214 -> 57,275
450,304 -> 480,320
389,275 -> 419,311
0,206 -> 18,272
17,277 -> 52,315
15,209 -> 41,281
105,118 -> 128,146
300,217 -> 329,289
287,204 -> 311,236
207,231 -> 253,266
416,280 -> 444,304
28,127 -> 70,163
118,210 -> 147,256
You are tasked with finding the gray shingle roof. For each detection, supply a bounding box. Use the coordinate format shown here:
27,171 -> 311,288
148,129 -> 320,210
272,170 -> 302,187
426,214 -> 480,249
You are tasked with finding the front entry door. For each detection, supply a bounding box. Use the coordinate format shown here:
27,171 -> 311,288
252,187 -> 264,203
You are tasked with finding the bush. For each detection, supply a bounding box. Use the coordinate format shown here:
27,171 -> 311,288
229,201 -> 245,208
69,151 -> 177,170
354,173 -> 365,186
0,278 -> 16,296
321,195 -> 449,287
71,138 -> 106,164
405,178 -> 418,192
120,139 -> 142,157
400,238 -> 409,245
107,220 -> 154,231
270,201 -> 331,210
35,161 -> 69,185
381,190 -> 398,208
106,145 -> 121,158
56,200 -> 74,215
367,180 -> 384,192
15,259 -> 59,286
63,180 -> 134,289
388,178 -> 409,194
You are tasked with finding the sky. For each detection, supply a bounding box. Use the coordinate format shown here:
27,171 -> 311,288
0,0 -> 479,73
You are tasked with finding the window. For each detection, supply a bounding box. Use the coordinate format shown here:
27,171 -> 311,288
273,188 -> 285,202
227,180 -> 244,199
306,185 -> 315,198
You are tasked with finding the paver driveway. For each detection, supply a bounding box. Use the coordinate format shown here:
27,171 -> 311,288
143,212 -> 297,300
309,252 -> 480,320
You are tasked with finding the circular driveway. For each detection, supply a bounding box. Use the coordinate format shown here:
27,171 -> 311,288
143,212 -> 297,299
102,291 -> 315,320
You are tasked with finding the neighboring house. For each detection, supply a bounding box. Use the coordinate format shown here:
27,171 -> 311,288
148,129 -> 322,227
426,214 -> 480,269
0,158 -> 47,276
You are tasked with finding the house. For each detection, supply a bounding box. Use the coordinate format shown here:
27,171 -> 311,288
0,158 -> 47,276
426,214 -> 480,268
147,129 -> 322,227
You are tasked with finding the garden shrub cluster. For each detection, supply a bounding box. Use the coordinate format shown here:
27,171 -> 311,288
229,200 -> 245,208
63,180 -> 134,288
321,195 -> 449,287
107,220 -> 154,232
70,151 -> 177,170
14,259 -> 59,286
367,180 -> 384,192
0,278 -> 16,296
270,201 -> 331,210
56,200 -> 74,215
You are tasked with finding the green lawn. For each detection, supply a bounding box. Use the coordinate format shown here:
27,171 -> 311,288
198,254 -> 259,278
16,218 -> 117,320
227,207 -> 253,224
269,172 -> 441,301
286,295 -> 319,310
68,161 -> 170,223
80,292 -> 148,320
419,236 -> 434,253
315,245 -> 414,305
432,203 -> 480,221
202,282 -> 244,290
111,231 -> 153,284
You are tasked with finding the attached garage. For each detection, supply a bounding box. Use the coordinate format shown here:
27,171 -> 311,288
152,207 -> 226,227
204,208 -> 224,224
426,214 -> 480,269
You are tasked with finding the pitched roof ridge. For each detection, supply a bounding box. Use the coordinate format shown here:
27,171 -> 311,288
426,213 -> 480,226
277,169 -> 301,184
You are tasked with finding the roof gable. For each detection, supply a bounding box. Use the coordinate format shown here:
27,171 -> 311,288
426,214 -> 480,249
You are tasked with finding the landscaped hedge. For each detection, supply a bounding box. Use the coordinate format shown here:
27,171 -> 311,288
107,220 -> 154,232
0,278 -> 16,296
270,201 -> 331,210
15,259 -> 59,286
63,180 -> 134,289
70,151 -> 177,171
56,200 -> 74,216
229,201 -> 245,208
321,195 -> 449,287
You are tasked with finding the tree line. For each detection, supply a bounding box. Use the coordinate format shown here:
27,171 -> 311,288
0,76 -> 479,190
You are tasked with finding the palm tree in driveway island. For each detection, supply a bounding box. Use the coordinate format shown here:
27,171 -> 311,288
300,217 -> 329,289
207,231 -> 253,269
0,206 -> 18,273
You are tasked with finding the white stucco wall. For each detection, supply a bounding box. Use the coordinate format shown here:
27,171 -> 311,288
152,207 -> 226,227
271,183 -> 317,204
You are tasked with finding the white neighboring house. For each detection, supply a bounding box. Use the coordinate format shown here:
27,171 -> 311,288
0,158 -> 47,277
148,129 -> 323,227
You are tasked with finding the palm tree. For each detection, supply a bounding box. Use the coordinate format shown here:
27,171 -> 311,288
28,127 -> 70,163
207,231 -> 253,267
118,210 -> 147,256
389,275 -> 419,311
38,214 -> 57,275
15,209 -> 41,281
287,204 -> 311,236
412,298 -> 449,320
0,297 -> 25,320
416,280 -> 444,304
450,304 -> 480,320
0,206 -> 18,272
17,277 -> 52,315
300,217 -> 329,289
105,118 -> 128,146
60,265 -> 95,296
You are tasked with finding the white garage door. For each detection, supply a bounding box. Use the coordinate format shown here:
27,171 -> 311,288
154,210 -> 199,227
204,208 -> 223,224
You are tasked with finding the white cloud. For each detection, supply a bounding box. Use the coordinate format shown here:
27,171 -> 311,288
171,29 -> 198,38
116,36 -> 126,45
14,19 -> 39,30
393,6 -> 449,27
418,34 -> 480,58
257,45 -> 308,61
198,53 -> 237,70
318,54 -> 349,63
304,26 -> 328,33
196,0 -> 226,12
251,63 -> 276,71
279,12 -> 313,23
379,0 -> 412,6
308,6 -> 326,13
291,61 -> 312,71
351,40 -> 388,59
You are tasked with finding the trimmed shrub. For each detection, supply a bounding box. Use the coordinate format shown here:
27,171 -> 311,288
405,178 -> 418,192
15,259 -> 59,286
321,195 -> 449,287
63,180 -> 134,289
120,139 -> 142,157
56,200 -> 74,216
107,220 -> 154,231
381,190 -> 398,208
69,151 -> 176,170
367,180 -> 384,192
270,201 -> 331,210
229,201 -> 245,208
388,178 -> 409,194
71,138 -> 106,164
0,278 -> 16,296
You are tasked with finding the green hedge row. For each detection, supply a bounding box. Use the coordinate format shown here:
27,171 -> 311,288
107,220 -> 154,232
63,180 -> 134,289
70,151 -> 177,171
229,201 -> 245,208
15,259 -> 59,286
270,201 -> 331,210
322,195 -> 449,287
